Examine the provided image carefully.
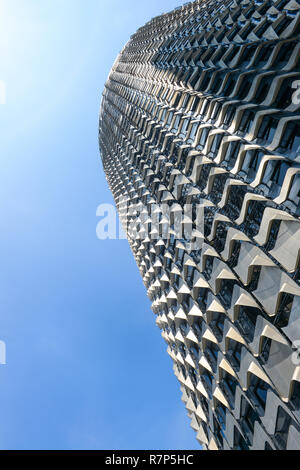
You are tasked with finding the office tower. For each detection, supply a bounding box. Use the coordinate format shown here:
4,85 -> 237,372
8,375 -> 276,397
99,0 -> 300,450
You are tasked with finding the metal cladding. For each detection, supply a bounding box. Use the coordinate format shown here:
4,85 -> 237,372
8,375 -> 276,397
99,0 -> 300,450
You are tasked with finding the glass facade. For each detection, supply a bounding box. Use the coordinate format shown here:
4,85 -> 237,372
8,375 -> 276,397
99,0 -> 300,450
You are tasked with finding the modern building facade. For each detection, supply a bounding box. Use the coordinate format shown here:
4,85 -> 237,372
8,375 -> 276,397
99,0 -> 300,450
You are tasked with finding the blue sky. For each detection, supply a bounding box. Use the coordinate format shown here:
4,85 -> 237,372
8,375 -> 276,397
0,0 -> 200,450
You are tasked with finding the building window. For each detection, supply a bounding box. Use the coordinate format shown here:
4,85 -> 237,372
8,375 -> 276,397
275,293 -> 294,328
260,337 -> 272,363
190,96 -> 200,114
252,43 -> 275,67
213,416 -> 224,448
243,200 -> 266,239
239,44 -> 256,67
188,366 -> 198,387
227,339 -> 243,371
213,222 -> 228,253
208,312 -> 225,342
204,342 -> 219,373
273,41 -> 297,69
237,306 -> 261,342
223,140 -> 241,170
219,279 -> 236,310
192,318 -> 203,340
248,375 -> 270,413
274,407 -> 292,450
189,345 -> 200,362
211,101 -> 222,121
210,134 -> 223,156
204,256 -> 214,279
254,76 -> 272,104
236,75 -> 255,101
240,396 -> 259,445
233,427 -> 249,450
277,122 -> 300,156
256,116 -> 277,144
220,371 -> 238,408
215,403 -> 226,432
225,186 -> 247,221
223,105 -> 236,126
179,320 -> 189,336
199,127 -> 210,147
210,173 -> 228,204
291,381 -> 300,410
222,74 -> 236,96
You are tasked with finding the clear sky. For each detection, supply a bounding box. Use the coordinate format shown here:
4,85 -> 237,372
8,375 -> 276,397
0,0 -> 200,450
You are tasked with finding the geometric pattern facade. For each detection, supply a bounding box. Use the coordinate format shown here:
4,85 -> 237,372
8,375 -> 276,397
99,0 -> 300,450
